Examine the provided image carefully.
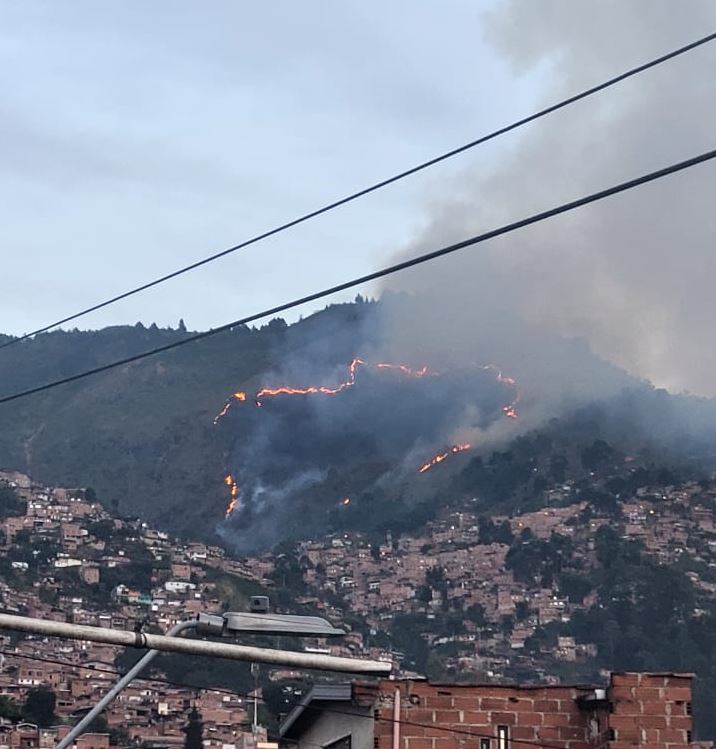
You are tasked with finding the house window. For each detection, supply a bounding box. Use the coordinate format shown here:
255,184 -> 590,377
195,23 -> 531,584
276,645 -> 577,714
480,739 -> 491,749
497,725 -> 509,749
325,735 -> 352,749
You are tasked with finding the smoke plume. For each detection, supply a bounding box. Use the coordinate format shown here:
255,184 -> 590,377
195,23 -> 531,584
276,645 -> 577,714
218,4 -> 716,550
381,1 -> 716,396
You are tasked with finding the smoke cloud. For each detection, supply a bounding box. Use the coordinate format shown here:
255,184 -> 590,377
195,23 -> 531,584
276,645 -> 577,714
218,4 -> 716,550
216,333 -> 525,551
381,1 -> 716,396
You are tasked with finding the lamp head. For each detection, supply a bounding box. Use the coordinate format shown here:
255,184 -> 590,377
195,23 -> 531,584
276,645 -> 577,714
223,611 -> 344,637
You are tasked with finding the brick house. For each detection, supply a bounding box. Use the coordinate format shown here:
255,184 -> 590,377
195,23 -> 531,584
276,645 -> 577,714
280,673 -> 707,749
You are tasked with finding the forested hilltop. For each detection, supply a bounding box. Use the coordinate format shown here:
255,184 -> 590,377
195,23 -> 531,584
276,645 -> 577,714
0,302 -> 377,537
2,297 -> 716,547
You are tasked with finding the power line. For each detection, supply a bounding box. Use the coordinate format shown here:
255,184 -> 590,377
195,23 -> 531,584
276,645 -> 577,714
1,31 -> 714,351
0,146 -> 713,408
0,647 -> 230,694
0,649 -> 575,749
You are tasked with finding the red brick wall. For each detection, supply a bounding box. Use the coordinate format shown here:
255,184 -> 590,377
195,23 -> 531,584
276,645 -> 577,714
373,675 -> 696,749
608,673 -> 693,748
375,680 -> 609,749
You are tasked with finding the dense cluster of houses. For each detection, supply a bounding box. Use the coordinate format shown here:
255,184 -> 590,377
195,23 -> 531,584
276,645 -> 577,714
284,479 -> 716,679
2,466 -> 716,746
0,471 -> 275,748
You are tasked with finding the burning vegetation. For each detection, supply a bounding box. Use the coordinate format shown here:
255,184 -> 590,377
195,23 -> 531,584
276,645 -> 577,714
223,474 -> 239,518
418,443 -> 472,474
217,358 -> 520,520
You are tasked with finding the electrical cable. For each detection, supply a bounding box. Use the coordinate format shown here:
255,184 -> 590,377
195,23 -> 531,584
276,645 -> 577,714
0,147 -> 714,407
1,31 -> 714,351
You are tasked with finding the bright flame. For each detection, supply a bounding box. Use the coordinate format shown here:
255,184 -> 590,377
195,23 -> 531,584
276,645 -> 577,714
214,358 -> 444,422
214,402 -> 232,424
217,357 -> 520,515
375,363 -> 433,377
418,443 -> 471,474
224,475 -> 240,517
216,359 -> 518,421
480,365 -> 520,419
255,357 -> 366,401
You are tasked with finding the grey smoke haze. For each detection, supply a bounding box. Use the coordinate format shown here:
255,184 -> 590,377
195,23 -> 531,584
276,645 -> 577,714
381,1 -> 716,397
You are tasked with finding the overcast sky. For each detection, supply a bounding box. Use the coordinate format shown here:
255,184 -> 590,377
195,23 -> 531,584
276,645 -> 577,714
0,0 -> 541,336
381,1 -> 716,395
2,2 -> 715,394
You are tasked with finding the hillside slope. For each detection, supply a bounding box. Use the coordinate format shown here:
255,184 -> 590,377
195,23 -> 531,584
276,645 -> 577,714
2,297 -> 716,545
0,304 -> 371,538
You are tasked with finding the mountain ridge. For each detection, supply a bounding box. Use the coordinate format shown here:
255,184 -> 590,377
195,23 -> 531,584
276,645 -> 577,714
1,298 -> 715,545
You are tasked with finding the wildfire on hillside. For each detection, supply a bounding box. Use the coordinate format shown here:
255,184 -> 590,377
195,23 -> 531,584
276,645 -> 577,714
213,392 -> 249,424
251,358 -> 435,407
418,443 -> 472,474
219,358 -> 520,518
224,475 -> 239,518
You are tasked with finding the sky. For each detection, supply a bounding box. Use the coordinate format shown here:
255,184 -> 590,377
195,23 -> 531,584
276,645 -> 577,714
2,2 -> 715,394
382,1 -> 716,395
0,0 -> 539,334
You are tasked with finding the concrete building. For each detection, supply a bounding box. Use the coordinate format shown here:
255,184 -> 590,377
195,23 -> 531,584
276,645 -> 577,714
281,684 -> 375,749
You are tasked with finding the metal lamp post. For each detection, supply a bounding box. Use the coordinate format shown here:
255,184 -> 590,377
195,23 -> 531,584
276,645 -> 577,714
0,602 -> 390,749
56,618 -> 200,749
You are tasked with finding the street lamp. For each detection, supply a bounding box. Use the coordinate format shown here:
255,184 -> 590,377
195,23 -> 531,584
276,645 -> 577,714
22,600 -> 369,749
219,612 -> 344,637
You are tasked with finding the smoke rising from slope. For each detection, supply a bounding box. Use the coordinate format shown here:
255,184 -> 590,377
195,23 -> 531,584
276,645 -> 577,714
217,345 -> 522,550
381,1 -> 716,395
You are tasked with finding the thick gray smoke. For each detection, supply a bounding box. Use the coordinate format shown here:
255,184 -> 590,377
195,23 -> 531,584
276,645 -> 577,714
381,1 -> 716,396
219,5 -> 716,550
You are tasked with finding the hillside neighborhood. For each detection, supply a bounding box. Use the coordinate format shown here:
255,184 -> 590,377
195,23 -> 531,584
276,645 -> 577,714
1,457 -> 716,746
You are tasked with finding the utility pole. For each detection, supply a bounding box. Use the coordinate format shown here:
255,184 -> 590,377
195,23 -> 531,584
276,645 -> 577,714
55,619 -> 200,749
251,662 -> 260,733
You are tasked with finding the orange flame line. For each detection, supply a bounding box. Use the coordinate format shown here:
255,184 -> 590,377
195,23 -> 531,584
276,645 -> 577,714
418,443 -> 471,473
217,358 -> 521,512
215,358 -> 519,423
224,475 -> 240,517
215,359 -> 444,423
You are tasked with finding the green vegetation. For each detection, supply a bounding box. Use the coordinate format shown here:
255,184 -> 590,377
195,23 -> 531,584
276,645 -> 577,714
183,707 -> 204,749
0,485 -> 26,520
207,569 -> 268,611
0,303 -> 381,542
553,528 -> 716,737
506,531 -> 573,588
0,695 -> 21,721
21,687 -> 56,727
0,321 -> 281,540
